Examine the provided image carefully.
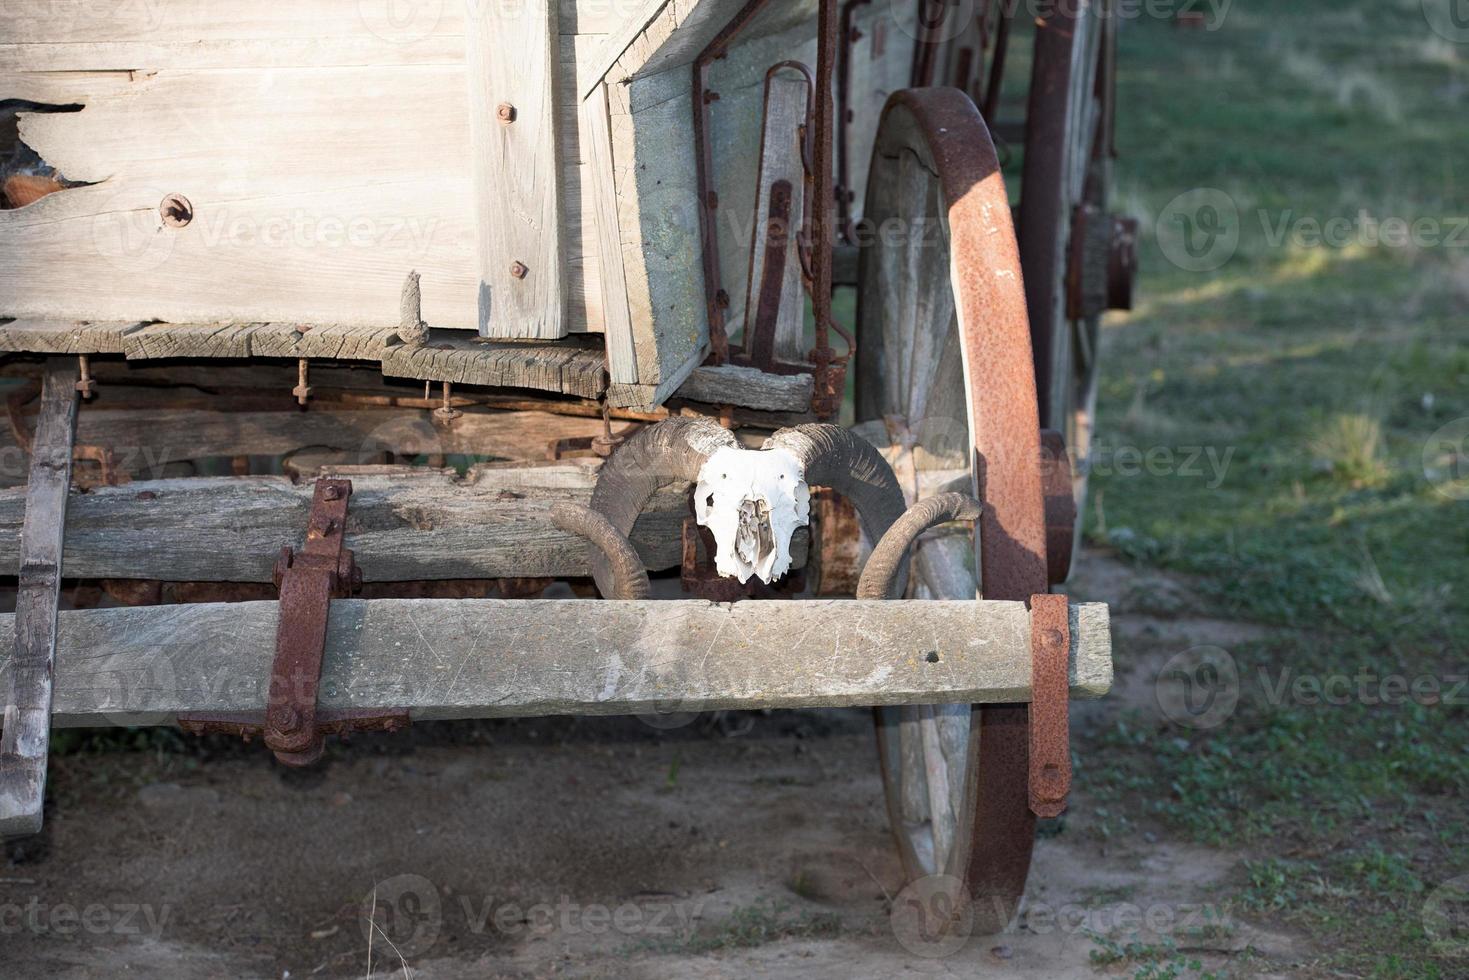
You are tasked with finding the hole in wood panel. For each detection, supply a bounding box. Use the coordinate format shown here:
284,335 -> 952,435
1,100 -> 89,210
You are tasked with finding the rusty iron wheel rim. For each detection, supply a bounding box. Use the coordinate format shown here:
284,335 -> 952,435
856,87 -> 1049,936
1016,2 -> 1116,566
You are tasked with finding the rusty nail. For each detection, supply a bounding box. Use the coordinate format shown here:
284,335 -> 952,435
159,193 -> 193,228
509,261 -> 528,280
496,103 -> 516,123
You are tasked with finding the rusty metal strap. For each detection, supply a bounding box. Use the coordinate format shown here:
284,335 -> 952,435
179,478 -> 407,764
1028,593 -> 1072,818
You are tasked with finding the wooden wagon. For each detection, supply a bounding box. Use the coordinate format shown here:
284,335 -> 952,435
0,0 -> 1134,937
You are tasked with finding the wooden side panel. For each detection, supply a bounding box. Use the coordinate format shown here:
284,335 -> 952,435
0,3 -> 611,337
1,66 -> 479,329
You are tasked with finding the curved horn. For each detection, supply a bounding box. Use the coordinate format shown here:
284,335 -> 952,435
587,416 -> 739,597
549,501 -> 651,600
764,423 -> 911,593
857,493 -> 981,599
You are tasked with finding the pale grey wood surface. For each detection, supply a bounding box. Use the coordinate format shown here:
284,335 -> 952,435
0,361 -> 78,835
0,467 -> 757,581
466,0 -> 566,339
0,599 -> 1110,727
583,83 -> 638,385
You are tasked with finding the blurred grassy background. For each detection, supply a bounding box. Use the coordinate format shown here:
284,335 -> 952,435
1071,2 -> 1469,976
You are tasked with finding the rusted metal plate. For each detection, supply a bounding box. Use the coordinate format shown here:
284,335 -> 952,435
1027,593 -> 1072,818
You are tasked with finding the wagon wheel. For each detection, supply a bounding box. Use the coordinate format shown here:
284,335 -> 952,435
855,88 -> 1050,935
1017,2 -> 1129,551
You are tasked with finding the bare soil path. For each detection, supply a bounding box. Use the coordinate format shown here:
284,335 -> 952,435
2,553 -> 1308,978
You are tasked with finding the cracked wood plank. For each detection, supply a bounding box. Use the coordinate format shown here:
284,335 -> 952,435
0,359 -> 77,836
0,599 -> 1111,727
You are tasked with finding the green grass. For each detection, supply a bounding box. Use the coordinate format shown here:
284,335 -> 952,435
1077,2 -> 1469,975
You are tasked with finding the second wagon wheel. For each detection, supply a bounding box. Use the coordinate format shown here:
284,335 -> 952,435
855,88 -> 1051,935
1018,1 -> 1133,556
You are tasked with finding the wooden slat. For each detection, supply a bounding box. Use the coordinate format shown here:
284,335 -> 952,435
2,599 -> 1111,727
0,319 -> 146,354
583,83 -> 637,384
0,467 -> 795,581
673,364 -> 813,413
378,335 -> 606,399
0,360 -> 78,835
466,0 -> 566,339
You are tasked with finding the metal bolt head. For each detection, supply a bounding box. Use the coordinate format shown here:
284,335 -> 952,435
159,193 -> 193,228
496,103 -> 516,123
321,484 -> 341,501
509,261 -> 528,280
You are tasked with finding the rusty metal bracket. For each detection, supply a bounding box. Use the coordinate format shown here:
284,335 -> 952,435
6,378 -> 126,487
692,0 -> 849,419
1027,593 -> 1072,818
178,479 -> 408,764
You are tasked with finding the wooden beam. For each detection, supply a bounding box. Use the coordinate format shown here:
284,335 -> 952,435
673,364 -> 814,413
7,599 -> 1111,727
465,0 -> 566,339
1,406 -> 613,474
0,360 -> 78,835
0,466 -> 803,581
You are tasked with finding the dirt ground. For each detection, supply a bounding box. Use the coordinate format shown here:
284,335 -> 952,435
1,553 -> 1309,979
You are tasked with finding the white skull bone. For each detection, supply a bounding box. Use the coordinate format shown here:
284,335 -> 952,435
694,445 -> 811,584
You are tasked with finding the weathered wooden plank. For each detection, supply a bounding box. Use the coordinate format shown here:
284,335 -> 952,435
0,319 -> 146,355
0,360 -> 78,835
379,335 -> 606,399
0,467 -> 781,581
123,322 -> 259,359
466,0 -> 565,339
674,364 -> 814,413
583,84 -> 637,384
244,323 -> 399,361
0,407 -> 608,475
0,599 -> 1111,727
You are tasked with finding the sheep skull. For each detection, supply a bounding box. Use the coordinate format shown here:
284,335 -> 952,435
694,445 -> 810,583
